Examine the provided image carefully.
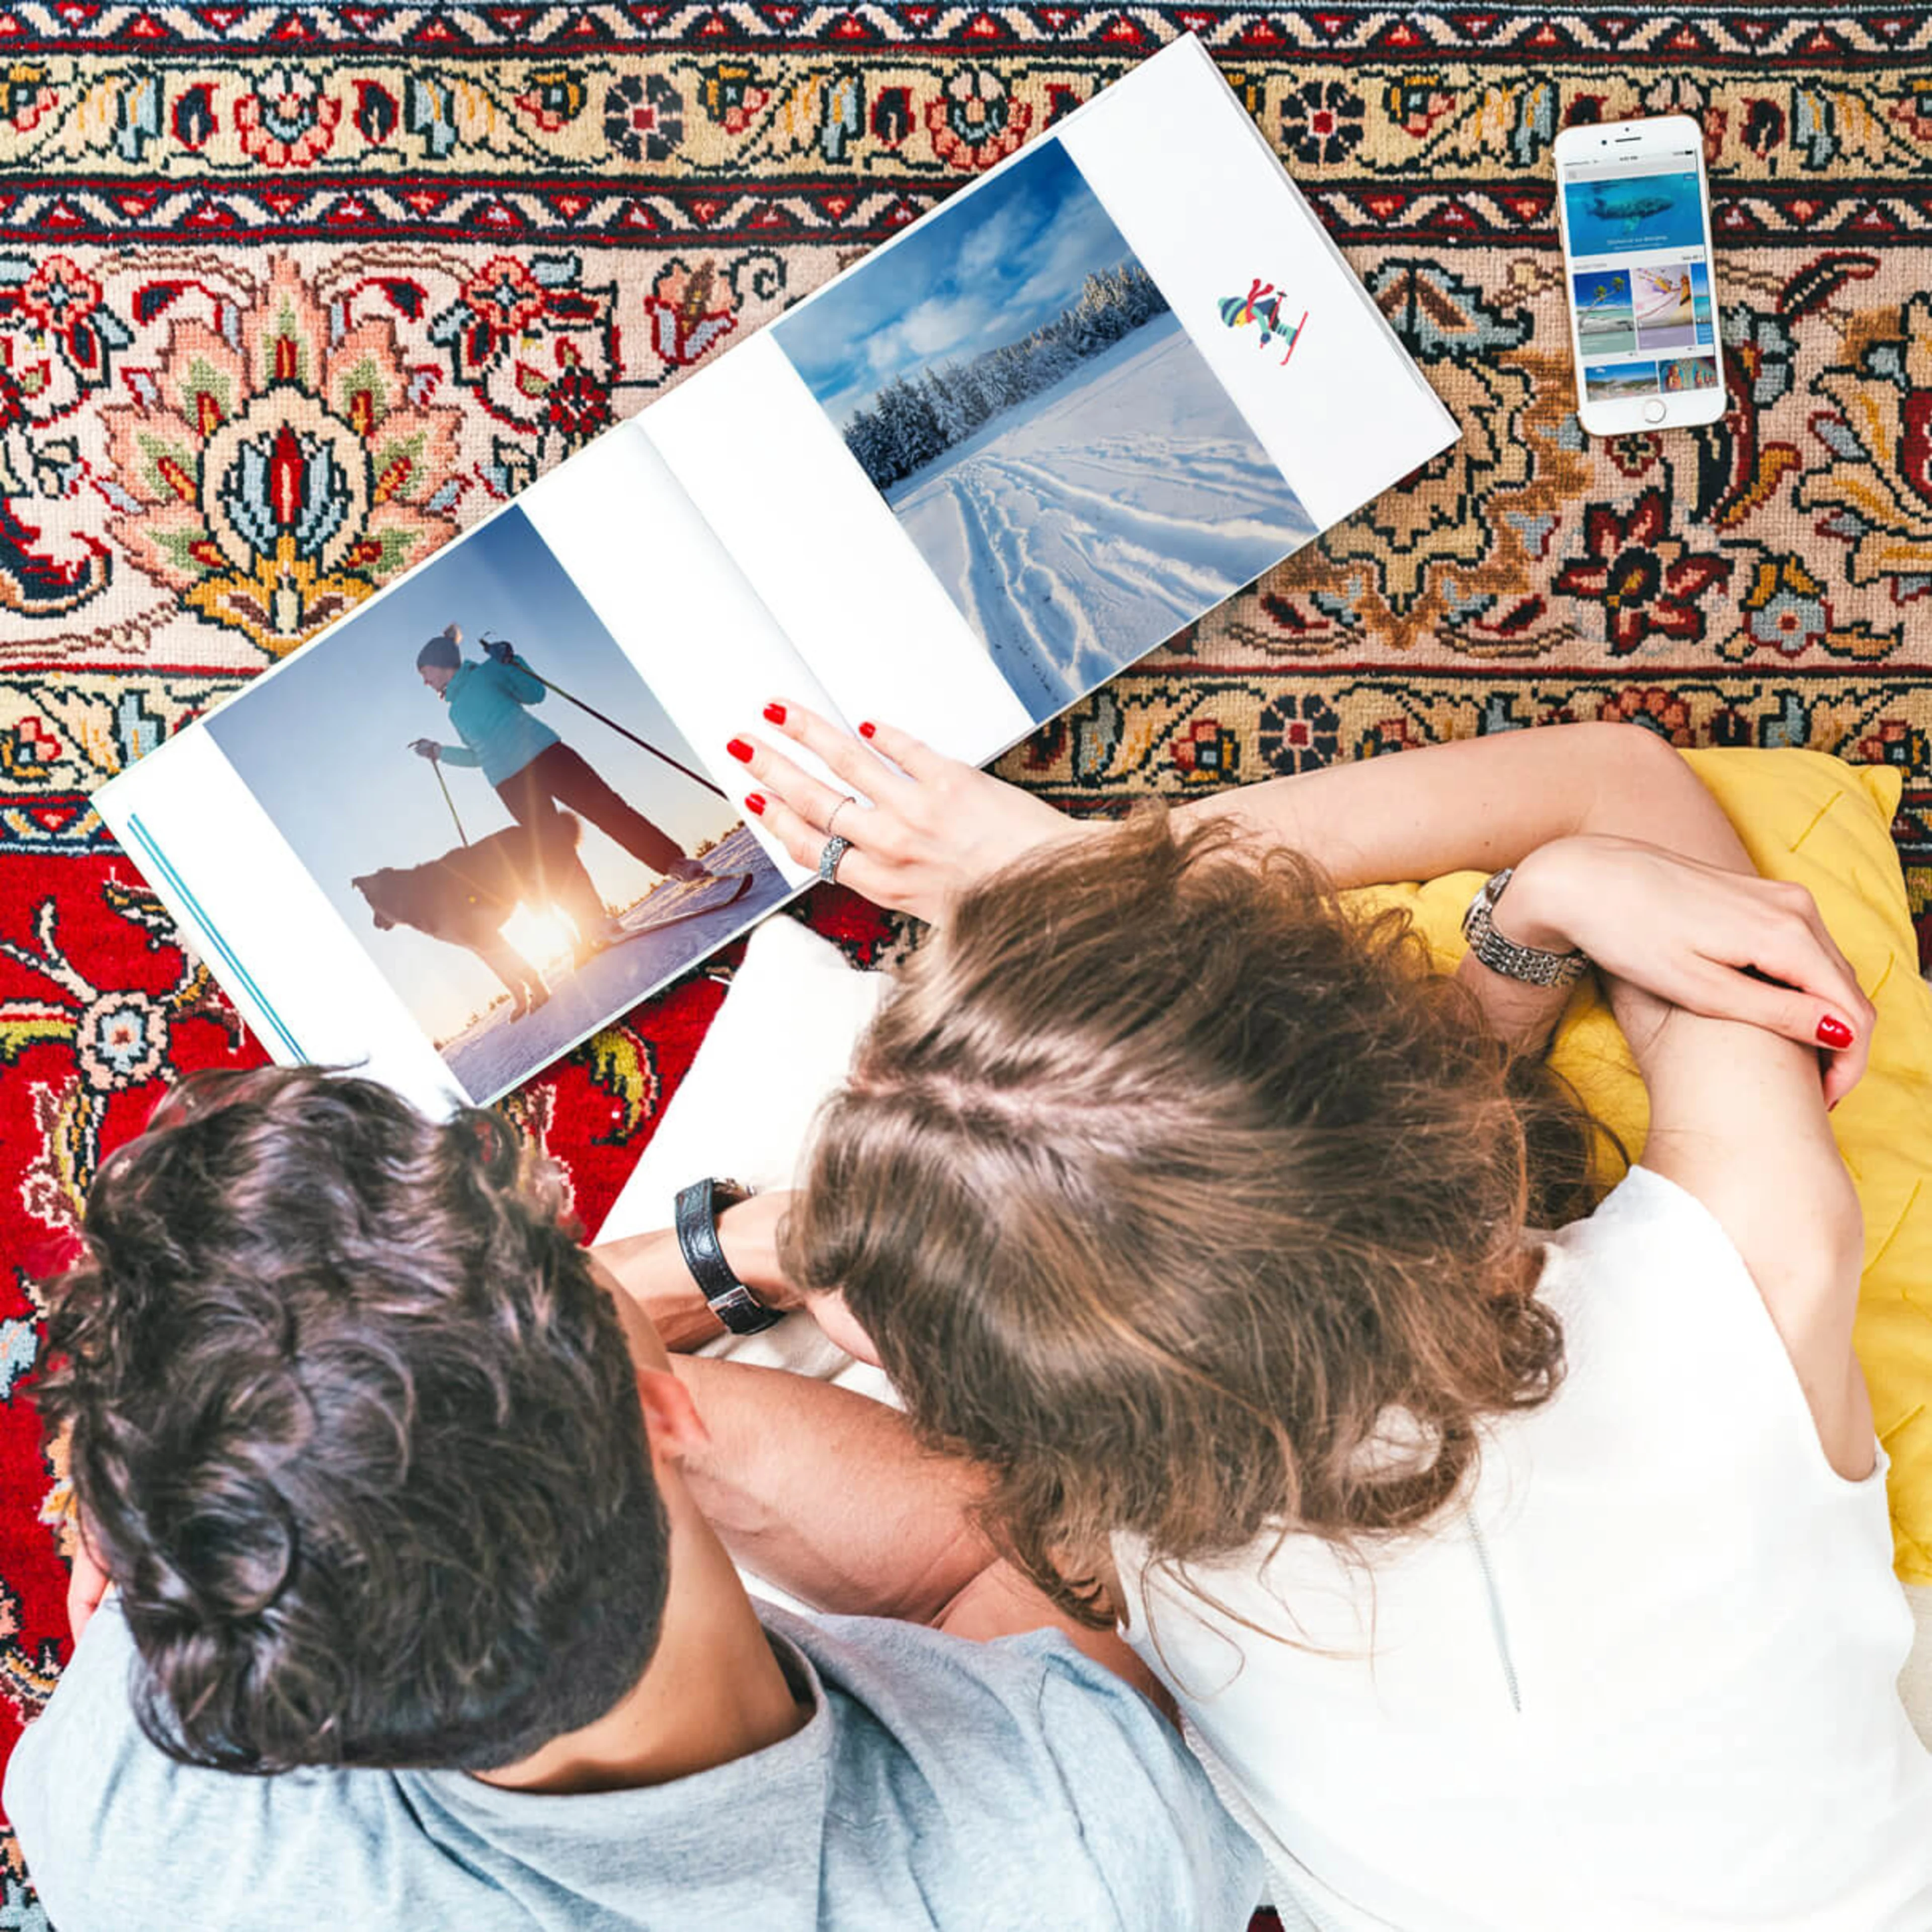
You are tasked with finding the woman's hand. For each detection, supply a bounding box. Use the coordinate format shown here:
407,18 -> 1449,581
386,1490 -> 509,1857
727,702 -> 1085,924
410,738 -> 441,762
1501,835 -> 1875,1106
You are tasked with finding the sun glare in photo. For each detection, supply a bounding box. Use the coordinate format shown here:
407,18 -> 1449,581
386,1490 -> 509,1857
501,908 -> 580,981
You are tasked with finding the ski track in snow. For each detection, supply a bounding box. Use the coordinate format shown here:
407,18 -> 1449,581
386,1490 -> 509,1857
889,315 -> 1316,717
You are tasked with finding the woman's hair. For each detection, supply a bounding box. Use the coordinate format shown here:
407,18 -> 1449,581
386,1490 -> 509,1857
787,811 -> 1601,1624
39,1067 -> 670,1774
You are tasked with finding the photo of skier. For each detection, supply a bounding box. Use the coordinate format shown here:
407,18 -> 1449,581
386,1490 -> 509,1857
207,505 -> 790,1104
773,135 -> 1315,721
408,620 -> 712,955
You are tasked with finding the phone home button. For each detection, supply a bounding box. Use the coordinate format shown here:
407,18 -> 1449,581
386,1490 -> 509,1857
1643,399 -> 1667,424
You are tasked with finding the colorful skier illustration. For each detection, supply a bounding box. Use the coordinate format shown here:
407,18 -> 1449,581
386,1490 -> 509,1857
1218,279 -> 1308,365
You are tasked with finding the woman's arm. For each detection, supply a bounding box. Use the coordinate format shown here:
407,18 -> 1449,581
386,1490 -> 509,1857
741,713 -> 1735,900
410,738 -> 479,767
485,651 -> 548,707
1183,721 -> 1708,881
1604,977 -> 1870,1478
1485,839 -> 1871,1474
1451,833 -> 1872,1101
732,709 -> 1872,1094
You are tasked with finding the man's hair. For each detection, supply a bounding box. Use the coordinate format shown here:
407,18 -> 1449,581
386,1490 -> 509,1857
39,1068 -> 670,1774
416,632 -> 461,673
787,811 -> 1603,1624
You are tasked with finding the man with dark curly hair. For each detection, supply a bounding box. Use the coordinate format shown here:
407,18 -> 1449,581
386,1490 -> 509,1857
7,1068 -> 1258,1932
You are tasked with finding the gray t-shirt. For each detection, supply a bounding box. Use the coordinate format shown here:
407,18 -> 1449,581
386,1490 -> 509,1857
8,1596 -> 1261,1930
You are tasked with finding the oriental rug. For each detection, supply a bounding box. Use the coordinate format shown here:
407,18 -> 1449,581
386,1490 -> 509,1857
2,6 -> 1930,1917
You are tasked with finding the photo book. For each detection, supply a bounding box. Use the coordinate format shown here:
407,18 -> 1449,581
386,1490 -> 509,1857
93,37 -> 1459,1112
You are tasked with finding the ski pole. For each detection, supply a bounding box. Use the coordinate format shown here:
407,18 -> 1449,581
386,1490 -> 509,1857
479,635 -> 729,801
530,671 -> 730,800
430,756 -> 469,846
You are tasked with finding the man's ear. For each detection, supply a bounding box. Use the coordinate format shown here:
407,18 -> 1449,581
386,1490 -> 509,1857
636,1366 -> 710,1463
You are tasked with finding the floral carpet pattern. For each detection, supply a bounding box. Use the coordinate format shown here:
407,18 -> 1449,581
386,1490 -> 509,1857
2,4 -> 1930,1915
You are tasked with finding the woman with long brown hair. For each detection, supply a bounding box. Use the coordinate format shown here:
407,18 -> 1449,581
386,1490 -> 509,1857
661,703 -> 1932,1929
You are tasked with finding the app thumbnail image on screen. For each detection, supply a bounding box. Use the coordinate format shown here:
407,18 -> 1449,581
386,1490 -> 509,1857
1563,168 -> 1705,257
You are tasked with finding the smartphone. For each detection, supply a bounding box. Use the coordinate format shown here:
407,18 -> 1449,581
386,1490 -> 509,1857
1553,115 -> 1725,436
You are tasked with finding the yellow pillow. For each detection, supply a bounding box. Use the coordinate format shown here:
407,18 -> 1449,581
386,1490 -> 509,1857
1347,748 -> 1932,1585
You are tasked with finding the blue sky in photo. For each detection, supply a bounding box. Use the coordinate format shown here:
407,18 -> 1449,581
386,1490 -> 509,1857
1584,360 -> 1660,391
775,138 -> 1137,423
1572,267 -> 1632,313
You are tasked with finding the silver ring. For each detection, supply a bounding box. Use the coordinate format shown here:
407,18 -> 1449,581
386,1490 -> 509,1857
825,795 -> 858,839
817,834 -> 852,884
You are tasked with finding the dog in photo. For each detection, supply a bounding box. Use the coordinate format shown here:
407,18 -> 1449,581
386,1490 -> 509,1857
352,819 -> 587,1020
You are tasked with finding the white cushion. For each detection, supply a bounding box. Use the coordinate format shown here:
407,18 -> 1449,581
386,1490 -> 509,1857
594,913 -> 892,1395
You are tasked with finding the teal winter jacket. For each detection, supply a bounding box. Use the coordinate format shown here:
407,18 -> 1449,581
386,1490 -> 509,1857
433,656 -> 559,786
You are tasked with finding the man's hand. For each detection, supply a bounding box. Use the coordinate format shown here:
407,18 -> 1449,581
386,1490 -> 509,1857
410,738 -> 442,762
483,635 -> 517,665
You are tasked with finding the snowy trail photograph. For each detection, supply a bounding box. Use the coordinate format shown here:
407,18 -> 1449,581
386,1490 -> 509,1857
775,136 -> 1315,720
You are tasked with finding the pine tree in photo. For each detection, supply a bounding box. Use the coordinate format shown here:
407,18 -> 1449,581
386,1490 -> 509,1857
838,253 -> 1174,492
924,365 -> 971,447
844,403 -> 896,490
953,359 -> 995,431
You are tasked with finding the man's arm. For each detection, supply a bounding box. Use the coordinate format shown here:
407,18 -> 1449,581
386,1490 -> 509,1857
595,1192 -> 796,1352
671,1354 -> 991,1621
670,1352 -> 1169,1702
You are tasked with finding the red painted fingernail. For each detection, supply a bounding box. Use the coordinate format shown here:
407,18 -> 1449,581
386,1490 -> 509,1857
727,737 -> 754,764
858,720 -> 876,739
762,702 -> 787,725
1817,1015 -> 1854,1049
744,793 -> 766,817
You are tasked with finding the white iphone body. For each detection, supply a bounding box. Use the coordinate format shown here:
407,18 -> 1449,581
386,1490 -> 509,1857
1554,116 -> 1726,435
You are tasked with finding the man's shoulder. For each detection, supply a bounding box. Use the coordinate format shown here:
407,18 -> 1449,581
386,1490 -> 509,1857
9,1602 -> 453,1932
767,1607 -> 1262,1931
770,1601 -> 1121,1720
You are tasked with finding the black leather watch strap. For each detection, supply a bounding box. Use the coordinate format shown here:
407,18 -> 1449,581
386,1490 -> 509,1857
674,1177 -> 783,1335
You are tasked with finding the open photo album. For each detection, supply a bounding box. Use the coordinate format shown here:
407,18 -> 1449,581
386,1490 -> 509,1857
93,37 -> 1459,1112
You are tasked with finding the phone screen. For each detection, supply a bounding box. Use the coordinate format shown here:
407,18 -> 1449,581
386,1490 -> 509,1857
1560,143 -> 1719,408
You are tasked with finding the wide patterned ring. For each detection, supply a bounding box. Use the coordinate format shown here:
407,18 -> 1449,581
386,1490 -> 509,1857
818,834 -> 853,884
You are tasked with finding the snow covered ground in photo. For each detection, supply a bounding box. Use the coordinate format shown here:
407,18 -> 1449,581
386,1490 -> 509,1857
441,826 -> 792,1104
887,311 -> 1317,720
